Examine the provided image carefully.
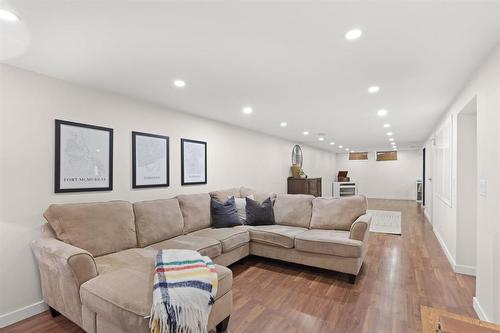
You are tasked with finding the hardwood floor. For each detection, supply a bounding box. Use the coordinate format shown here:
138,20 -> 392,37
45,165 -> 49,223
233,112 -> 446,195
0,200 -> 476,333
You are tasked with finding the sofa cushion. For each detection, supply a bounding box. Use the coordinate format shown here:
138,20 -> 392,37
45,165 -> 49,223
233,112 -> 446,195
44,201 -> 136,257
189,227 -> 250,252
211,197 -> 242,228
246,225 -> 307,248
177,193 -> 211,233
294,229 -> 363,258
209,188 -> 241,203
83,250 -> 232,321
133,198 -> 184,247
145,235 -> 222,258
310,195 -> 367,231
273,194 -> 314,228
240,187 -> 277,203
245,197 -> 275,226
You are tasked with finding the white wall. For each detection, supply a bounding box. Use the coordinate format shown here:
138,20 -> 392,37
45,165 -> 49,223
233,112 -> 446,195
0,64 -> 336,326
335,150 -> 421,200
456,112 -> 477,271
424,42 -> 500,323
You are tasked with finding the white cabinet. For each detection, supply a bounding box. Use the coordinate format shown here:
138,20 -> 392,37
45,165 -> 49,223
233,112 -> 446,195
332,181 -> 358,198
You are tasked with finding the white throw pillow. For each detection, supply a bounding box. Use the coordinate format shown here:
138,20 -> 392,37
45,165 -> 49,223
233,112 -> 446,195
229,195 -> 254,222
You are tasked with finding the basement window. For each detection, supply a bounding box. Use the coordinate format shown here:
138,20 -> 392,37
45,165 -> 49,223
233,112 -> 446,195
349,152 -> 368,160
376,151 -> 398,161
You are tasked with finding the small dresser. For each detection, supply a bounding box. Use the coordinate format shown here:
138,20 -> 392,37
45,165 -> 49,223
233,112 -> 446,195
287,177 -> 322,197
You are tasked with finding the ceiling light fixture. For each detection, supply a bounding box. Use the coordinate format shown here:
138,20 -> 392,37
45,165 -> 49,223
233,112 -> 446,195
173,80 -> 186,87
338,145 -> 343,149
345,29 -> 362,41
377,109 -> 388,117
330,142 -> 335,145
386,132 -> 393,136
280,122 -> 287,127
383,123 -> 391,128
303,131 -> 309,135
389,138 -> 395,142
318,137 -> 325,141
0,9 -> 19,22
242,106 -> 253,115
345,148 -> 350,151
368,86 -> 380,94
391,142 -> 396,145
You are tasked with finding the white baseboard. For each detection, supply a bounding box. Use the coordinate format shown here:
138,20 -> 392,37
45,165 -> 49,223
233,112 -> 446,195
0,300 -> 48,328
433,227 -> 476,276
455,264 -> 476,276
433,227 -> 456,270
424,209 -> 431,224
473,297 -> 490,322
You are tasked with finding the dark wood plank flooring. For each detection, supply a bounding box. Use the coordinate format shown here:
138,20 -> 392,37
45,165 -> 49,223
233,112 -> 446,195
1,200 -> 475,333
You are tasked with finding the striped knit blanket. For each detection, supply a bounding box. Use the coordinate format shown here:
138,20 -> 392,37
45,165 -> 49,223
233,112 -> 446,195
150,249 -> 218,333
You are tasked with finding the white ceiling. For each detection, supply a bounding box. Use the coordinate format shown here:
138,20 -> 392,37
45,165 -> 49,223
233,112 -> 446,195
2,0 -> 500,152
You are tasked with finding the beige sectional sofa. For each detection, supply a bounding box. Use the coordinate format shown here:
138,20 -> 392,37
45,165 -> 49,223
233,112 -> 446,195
31,187 -> 371,333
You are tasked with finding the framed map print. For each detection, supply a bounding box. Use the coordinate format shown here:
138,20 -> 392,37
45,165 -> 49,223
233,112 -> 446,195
181,138 -> 207,185
132,131 -> 169,188
55,119 -> 113,193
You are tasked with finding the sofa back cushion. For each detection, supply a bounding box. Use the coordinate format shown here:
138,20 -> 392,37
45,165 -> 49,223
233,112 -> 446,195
273,194 -> 314,228
310,195 -> 367,231
133,198 -> 184,247
209,188 -> 241,203
177,193 -> 211,233
240,186 -> 277,203
43,201 -> 136,257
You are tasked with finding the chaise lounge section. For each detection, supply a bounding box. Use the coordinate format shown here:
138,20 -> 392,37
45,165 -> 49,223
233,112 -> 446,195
31,187 -> 371,332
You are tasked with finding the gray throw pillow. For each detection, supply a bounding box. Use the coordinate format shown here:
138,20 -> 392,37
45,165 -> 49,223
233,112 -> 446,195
245,197 -> 275,226
211,196 -> 242,228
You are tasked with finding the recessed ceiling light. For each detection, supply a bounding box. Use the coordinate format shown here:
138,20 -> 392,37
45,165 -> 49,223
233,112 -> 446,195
393,148 -> 397,151
303,131 -> 309,135
330,142 -> 335,145
386,132 -> 393,136
345,29 -> 362,41
389,138 -> 395,142
391,142 -> 396,145
377,109 -> 388,117
345,148 -> 350,151
280,122 -> 287,127
318,137 -> 325,141
368,86 -> 380,94
338,145 -> 343,149
173,80 -> 186,87
242,106 -> 253,115
383,123 -> 391,128
0,9 -> 20,22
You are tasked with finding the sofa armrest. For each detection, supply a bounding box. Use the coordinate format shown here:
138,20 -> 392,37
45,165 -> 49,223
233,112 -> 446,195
32,237 -> 98,285
31,237 -> 98,325
349,214 -> 371,241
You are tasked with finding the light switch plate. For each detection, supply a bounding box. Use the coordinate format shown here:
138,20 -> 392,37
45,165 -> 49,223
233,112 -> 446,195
479,179 -> 487,197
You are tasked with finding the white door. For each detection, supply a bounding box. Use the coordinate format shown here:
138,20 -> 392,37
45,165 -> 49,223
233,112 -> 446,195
424,143 -> 433,223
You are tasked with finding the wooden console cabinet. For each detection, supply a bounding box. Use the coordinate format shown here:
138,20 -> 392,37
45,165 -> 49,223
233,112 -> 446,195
287,177 -> 322,197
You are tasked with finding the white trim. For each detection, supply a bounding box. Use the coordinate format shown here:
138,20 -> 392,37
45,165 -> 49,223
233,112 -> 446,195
473,297 -> 490,322
433,226 -> 456,269
424,209 -> 432,224
433,227 -> 476,276
0,301 -> 48,328
455,264 -> 476,276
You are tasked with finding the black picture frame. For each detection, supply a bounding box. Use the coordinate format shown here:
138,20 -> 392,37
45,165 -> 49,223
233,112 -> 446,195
181,138 -> 207,185
55,119 -> 113,193
132,131 -> 170,189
